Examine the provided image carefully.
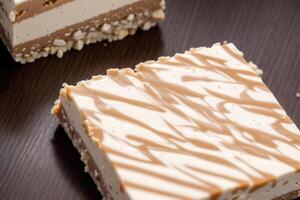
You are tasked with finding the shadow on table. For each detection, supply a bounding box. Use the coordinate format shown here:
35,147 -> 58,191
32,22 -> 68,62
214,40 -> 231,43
52,125 -> 102,200
0,40 -> 22,91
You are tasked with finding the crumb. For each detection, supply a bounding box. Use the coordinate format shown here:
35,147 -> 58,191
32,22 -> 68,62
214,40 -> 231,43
256,69 -> 263,77
296,92 -> 300,98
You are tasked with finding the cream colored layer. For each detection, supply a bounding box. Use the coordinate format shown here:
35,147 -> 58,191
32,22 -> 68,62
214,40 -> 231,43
14,0 -> 27,5
60,92 -> 130,200
11,0 -> 140,46
54,43 -> 300,200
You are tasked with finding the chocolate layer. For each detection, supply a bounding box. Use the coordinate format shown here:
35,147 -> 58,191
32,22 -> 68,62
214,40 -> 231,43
273,190 -> 300,200
8,0 -> 74,23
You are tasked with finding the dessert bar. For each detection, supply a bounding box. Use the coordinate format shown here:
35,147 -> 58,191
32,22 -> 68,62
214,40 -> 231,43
52,43 -> 300,200
0,0 -> 165,63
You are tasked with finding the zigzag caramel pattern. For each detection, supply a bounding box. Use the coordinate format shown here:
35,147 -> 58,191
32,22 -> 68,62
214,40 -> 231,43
61,43 -> 300,200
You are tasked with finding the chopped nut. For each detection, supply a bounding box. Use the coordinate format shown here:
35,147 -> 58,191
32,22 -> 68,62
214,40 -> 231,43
73,30 -> 84,40
50,47 -> 57,55
14,57 -> 21,62
74,40 -> 84,50
142,22 -> 154,31
101,23 -> 111,32
9,11 -> 16,22
249,61 -> 258,70
27,58 -> 35,63
158,56 -> 170,62
87,31 -> 101,40
117,30 -> 129,40
84,166 -> 89,173
160,0 -> 166,9
152,9 -> 165,20
57,49 -> 64,58
94,170 -> 98,178
43,47 -> 50,52
15,53 -> 22,58
53,39 -> 67,46
127,14 -> 135,21
67,41 -> 73,50
112,21 -> 120,26
120,19 -> 128,25
256,69 -> 263,77
42,52 -> 49,57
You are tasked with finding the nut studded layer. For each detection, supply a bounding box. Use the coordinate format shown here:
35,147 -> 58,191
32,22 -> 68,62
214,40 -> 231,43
12,0 -> 165,63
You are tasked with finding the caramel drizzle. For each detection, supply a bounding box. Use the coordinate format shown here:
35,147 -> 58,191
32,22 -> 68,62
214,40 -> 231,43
71,44 -> 300,199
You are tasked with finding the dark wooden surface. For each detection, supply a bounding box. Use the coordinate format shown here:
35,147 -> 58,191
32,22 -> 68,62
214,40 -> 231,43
1,0 -> 300,199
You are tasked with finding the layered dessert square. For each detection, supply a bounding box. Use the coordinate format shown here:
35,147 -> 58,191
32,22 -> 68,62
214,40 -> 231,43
0,0 -> 165,63
52,43 -> 300,200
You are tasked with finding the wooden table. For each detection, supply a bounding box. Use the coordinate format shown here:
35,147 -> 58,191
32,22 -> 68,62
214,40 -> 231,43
1,0 -> 300,199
